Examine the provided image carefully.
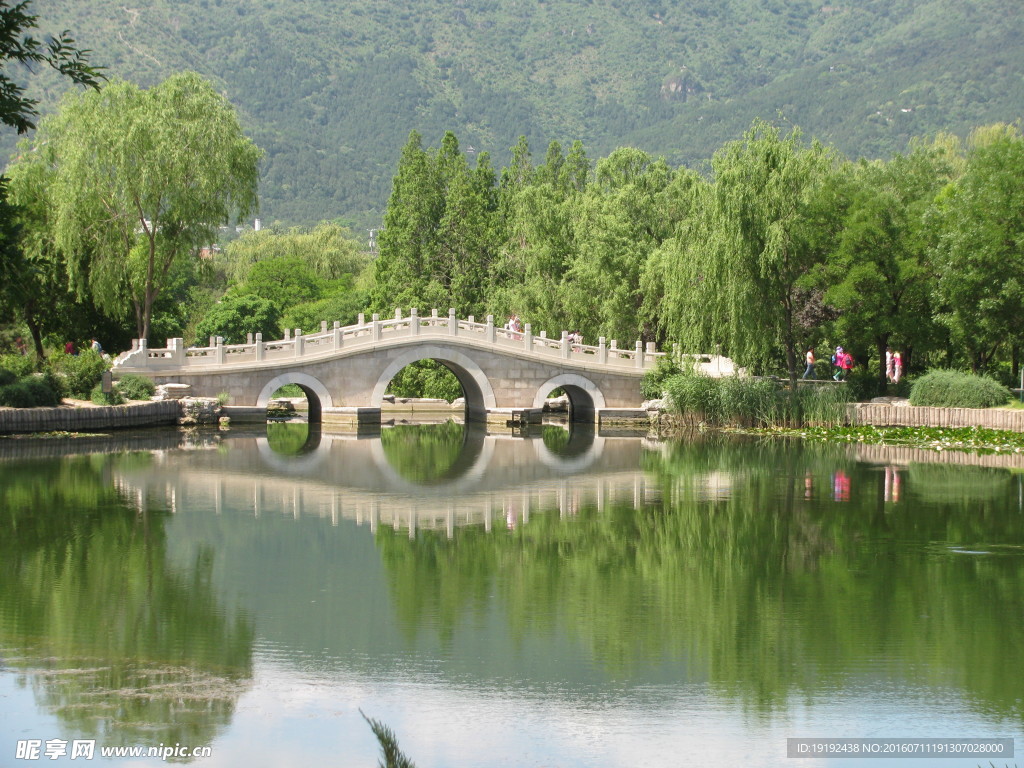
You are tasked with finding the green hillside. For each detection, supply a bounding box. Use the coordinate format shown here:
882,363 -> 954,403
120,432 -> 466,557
6,0 -> 1023,230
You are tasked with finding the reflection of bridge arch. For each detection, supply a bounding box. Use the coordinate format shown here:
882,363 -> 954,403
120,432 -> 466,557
533,425 -> 605,473
369,426 -> 495,494
255,433 -> 331,475
533,374 -> 606,422
370,346 -> 497,420
256,372 -> 333,422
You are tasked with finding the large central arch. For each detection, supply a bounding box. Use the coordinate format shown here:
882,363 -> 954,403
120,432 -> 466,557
370,345 -> 497,421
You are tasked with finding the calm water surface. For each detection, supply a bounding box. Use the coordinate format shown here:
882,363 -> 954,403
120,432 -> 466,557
1,422 -> 1022,767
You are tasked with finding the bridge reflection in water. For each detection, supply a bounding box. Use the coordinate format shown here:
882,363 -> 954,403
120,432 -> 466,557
113,423 -> 666,537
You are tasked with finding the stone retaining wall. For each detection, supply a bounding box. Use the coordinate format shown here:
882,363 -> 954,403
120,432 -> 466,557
849,403 -> 1024,431
0,401 -> 179,435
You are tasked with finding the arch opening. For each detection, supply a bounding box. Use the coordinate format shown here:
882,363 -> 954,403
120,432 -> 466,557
533,374 -> 606,423
371,347 -> 496,422
257,372 -> 333,423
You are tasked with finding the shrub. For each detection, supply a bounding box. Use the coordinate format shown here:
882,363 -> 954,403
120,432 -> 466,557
91,383 -> 125,405
909,369 -> 1011,408
49,349 -> 108,398
115,374 -> 155,401
0,368 -> 16,387
641,356 -> 683,400
844,367 -> 886,402
0,375 -> 62,407
0,353 -> 36,379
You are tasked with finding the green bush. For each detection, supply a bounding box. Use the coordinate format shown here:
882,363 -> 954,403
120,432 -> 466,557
641,356 -> 683,400
91,383 -> 126,405
0,353 -> 36,379
0,368 -> 16,387
909,369 -> 1011,408
49,349 -> 108,398
0,375 -> 62,407
115,374 -> 155,401
844,367 -> 886,402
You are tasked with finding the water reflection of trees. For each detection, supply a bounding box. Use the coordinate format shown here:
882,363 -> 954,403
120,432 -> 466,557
0,454 -> 254,749
377,434 -> 1024,719
379,421 -> 469,484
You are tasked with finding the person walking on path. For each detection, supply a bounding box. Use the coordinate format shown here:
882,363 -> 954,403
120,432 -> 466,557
893,350 -> 903,383
802,347 -> 816,379
832,346 -> 844,380
885,347 -> 894,383
839,348 -> 855,380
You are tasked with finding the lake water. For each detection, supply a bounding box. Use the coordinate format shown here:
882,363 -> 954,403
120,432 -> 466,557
1,422 -> 1021,767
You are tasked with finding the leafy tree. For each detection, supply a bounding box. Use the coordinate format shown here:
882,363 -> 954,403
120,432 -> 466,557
371,130 -> 499,317
931,124 -> 1024,371
15,71 -> 261,342
668,119 -> 840,384
565,147 -> 681,343
821,139 -> 955,383
221,221 -> 368,285
192,294 -> 281,346
236,254 -> 324,313
280,282 -> 366,334
0,0 -> 104,133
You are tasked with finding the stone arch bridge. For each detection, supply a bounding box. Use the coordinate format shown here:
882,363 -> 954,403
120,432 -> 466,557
113,309 -> 738,424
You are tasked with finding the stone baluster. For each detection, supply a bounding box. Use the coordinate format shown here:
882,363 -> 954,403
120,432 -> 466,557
561,330 -> 570,358
321,320 -> 328,333
598,337 -> 607,364
486,314 -> 495,343
371,313 -> 381,341
610,339 -> 618,359
255,332 -> 264,361
395,307 -> 402,320
635,340 -> 644,368
524,323 -> 532,352
333,321 -> 342,349
358,312 -> 365,326
216,336 -> 225,364
169,338 -> 184,365
209,335 -> 216,348
410,307 -> 420,335
431,308 -> 439,327
294,329 -> 304,357
448,307 -> 458,336
246,333 -> 253,344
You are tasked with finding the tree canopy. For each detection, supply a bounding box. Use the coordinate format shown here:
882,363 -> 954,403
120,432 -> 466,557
9,71 -> 262,342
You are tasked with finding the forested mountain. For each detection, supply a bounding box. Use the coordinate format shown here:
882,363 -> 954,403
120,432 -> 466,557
7,0 -> 1023,231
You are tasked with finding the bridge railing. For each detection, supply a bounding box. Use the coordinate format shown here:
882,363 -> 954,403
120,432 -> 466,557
113,308 -> 679,373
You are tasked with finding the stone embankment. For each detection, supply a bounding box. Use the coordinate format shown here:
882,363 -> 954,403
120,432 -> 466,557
0,401 -> 180,435
849,401 -> 1024,431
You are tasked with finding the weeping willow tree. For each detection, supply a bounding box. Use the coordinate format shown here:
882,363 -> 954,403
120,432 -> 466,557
660,119 -> 840,384
11,71 -> 262,342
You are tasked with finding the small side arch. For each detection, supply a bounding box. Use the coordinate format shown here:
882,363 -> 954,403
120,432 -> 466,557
256,372 -> 334,422
532,373 -> 606,422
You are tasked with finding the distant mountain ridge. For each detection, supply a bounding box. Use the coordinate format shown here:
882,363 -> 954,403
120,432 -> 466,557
8,0 -> 1023,230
